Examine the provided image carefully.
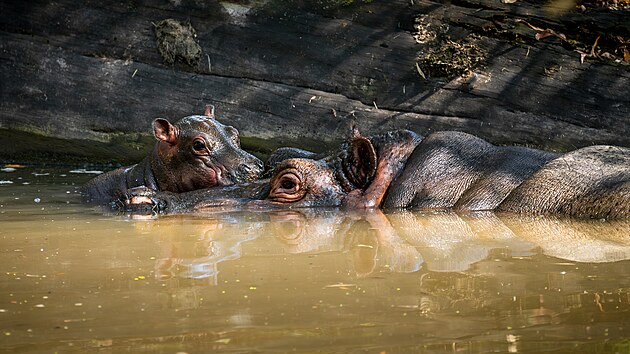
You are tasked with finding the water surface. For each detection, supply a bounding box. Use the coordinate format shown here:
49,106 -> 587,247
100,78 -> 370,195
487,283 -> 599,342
1,166 -> 629,353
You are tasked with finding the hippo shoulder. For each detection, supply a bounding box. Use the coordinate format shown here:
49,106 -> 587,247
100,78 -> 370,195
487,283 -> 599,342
498,145 -> 630,218
83,165 -> 136,203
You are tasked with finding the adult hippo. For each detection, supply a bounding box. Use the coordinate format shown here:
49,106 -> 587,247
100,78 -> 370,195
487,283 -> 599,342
84,105 -> 264,204
123,129 -> 630,219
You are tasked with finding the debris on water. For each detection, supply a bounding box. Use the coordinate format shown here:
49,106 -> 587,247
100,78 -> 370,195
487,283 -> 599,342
324,283 -> 357,289
0,181 -> 13,184
1,168 -> 16,172
355,244 -> 374,249
69,169 -> 103,174
34,197 -> 41,203
506,334 -> 520,343
32,173 -> 50,176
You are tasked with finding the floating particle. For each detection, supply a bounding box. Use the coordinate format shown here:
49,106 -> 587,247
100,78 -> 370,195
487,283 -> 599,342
69,169 -> 103,174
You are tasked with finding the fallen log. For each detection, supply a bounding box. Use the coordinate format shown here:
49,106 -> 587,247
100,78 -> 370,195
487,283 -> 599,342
0,0 -> 628,164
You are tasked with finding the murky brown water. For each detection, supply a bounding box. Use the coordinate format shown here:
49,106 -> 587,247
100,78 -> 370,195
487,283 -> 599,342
1,166 -> 630,353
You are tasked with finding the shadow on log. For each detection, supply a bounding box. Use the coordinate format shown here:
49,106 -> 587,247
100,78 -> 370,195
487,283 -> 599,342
0,0 -> 628,164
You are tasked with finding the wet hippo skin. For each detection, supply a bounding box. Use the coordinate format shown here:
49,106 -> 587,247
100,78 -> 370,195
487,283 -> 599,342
126,130 -> 630,219
84,106 -> 264,204
382,131 -> 560,210
383,132 -> 629,219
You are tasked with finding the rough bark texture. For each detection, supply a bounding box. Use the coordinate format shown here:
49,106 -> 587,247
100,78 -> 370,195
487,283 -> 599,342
0,0 -> 628,164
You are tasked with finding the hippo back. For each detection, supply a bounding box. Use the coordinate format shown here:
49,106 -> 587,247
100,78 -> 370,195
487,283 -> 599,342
497,145 -> 630,218
383,131 -> 559,210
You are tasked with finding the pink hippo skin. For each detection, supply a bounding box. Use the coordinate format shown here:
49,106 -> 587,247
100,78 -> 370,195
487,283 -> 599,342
84,105 -> 263,204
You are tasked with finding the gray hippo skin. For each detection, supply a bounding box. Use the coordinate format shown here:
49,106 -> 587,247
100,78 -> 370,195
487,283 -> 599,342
384,132 -> 629,218
127,130 -> 629,219
84,106 -> 264,204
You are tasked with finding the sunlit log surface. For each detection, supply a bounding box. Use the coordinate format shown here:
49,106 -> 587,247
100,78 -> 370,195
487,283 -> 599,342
1,0 -> 628,163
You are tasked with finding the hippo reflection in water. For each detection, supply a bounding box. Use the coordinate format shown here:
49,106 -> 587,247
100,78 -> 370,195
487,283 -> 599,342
126,129 -> 630,219
136,209 -> 630,282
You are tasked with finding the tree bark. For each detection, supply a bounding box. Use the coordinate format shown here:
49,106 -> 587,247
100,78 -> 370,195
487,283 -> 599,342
1,0 -> 628,163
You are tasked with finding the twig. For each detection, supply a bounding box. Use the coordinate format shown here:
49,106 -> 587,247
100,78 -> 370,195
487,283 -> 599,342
590,35 -> 601,57
415,62 -> 427,80
516,19 -> 567,42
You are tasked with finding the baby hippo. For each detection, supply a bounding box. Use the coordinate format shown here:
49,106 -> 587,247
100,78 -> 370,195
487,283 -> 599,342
84,105 -> 264,204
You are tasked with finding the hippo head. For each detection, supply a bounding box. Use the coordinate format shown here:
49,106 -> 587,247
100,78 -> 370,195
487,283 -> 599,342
259,133 -> 379,208
129,128 -> 420,213
151,105 -> 264,192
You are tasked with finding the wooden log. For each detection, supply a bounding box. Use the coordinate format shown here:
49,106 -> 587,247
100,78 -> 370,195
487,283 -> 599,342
0,0 -> 628,164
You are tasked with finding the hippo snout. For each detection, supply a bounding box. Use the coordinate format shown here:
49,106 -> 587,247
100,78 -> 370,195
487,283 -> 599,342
232,158 -> 264,183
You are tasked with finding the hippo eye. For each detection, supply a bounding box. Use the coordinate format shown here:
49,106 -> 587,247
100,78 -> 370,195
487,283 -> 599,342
281,179 -> 296,190
269,170 -> 305,202
192,139 -> 206,153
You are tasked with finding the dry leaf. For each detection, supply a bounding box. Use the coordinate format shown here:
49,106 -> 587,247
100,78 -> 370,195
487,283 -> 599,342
535,30 -> 555,40
415,62 -> 427,80
519,20 -> 566,42
580,52 -> 588,64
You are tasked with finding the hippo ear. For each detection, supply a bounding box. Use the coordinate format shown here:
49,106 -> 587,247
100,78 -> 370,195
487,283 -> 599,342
204,104 -> 215,118
153,118 -> 178,145
343,135 -> 377,189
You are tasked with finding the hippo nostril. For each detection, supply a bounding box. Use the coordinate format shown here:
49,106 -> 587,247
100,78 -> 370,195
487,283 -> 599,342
253,159 -> 264,173
233,161 -> 263,183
